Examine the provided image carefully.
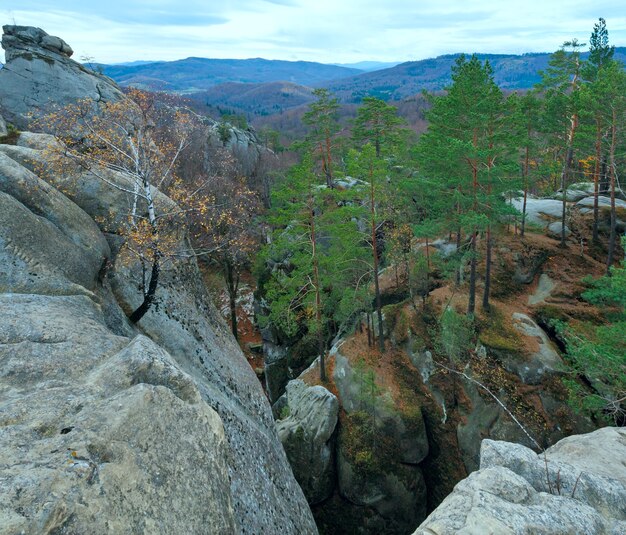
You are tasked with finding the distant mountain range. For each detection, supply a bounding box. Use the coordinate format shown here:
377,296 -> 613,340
99,48 -> 626,117
99,57 -> 361,92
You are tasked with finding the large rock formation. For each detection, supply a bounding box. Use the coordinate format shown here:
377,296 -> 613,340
414,427 -> 626,535
0,25 -> 124,129
0,128 -> 316,535
0,24 -> 316,532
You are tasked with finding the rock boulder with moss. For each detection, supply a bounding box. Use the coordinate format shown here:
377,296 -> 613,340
276,379 -> 339,504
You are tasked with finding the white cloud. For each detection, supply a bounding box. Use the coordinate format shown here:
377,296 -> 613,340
1,1 -> 625,64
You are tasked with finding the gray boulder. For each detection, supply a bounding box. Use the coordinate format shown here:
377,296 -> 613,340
431,239 -> 458,257
554,182 -> 595,202
575,195 -> 626,231
547,221 -> 570,240
276,380 -> 339,504
512,197 -> 563,227
414,428 -> 626,535
576,195 -> 626,214
0,25 -> 124,129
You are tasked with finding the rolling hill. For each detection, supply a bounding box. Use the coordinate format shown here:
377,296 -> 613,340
99,57 -> 362,92
186,81 -> 315,117
323,48 -> 626,102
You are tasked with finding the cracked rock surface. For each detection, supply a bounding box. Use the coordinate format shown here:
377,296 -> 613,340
413,427 -> 626,535
0,131 -> 317,533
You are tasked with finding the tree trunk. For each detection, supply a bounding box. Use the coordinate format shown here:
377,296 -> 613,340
370,164 -> 384,353
592,118 -> 602,243
455,224 -> 462,286
468,137 -> 478,317
559,146 -> 574,248
606,111 -> 617,275
559,112 -> 578,248
130,177 -> 160,324
310,200 -> 327,382
467,230 -> 477,316
324,130 -> 333,188
225,260 -> 239,341
129,250 -> 160,323
600,156 -> 609,193
482,225 -> 492,311
521,144 -> 530,237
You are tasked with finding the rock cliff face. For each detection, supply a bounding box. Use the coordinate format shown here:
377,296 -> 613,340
414,427 -> 626,535
0,25 -> 124,129
0,25 -> 316,535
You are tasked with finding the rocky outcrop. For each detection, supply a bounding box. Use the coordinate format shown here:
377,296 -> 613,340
508,313 -> 564,384
276,380 -> 339,504
414,427 -> 626,535
0,34 -> 308,528
0,131 -> 316,533
575,195 -> 626,232
0,113 -> 7,137
332,348 -> 429,532
0,26 -> 124,129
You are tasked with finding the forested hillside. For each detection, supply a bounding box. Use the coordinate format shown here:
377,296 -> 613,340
244,19 -> 625,533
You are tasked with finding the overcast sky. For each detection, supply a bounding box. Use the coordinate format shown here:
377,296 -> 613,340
2,1 -> 625,65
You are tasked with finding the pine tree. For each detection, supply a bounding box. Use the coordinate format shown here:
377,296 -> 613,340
538,39 -> 586,247
347,144 -> 388,351
302,88 -> 340,188
417,54 -> 513,314
509,92 -> 542,237
584,18 -> 615,243
594,62 -> 626,273
260,156 -> 369,380
352,97 -> 407,158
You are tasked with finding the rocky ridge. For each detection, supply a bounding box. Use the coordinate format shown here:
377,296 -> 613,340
0,25 -> 125,130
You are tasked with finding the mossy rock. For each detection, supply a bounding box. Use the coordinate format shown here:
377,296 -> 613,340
477,310 -> 524,353
0,124 -> 20,145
